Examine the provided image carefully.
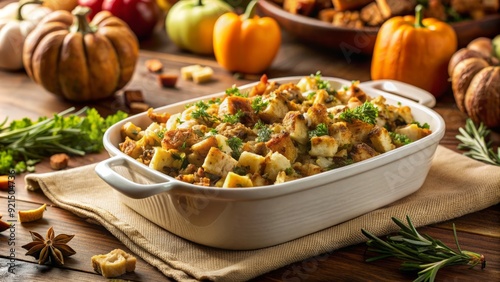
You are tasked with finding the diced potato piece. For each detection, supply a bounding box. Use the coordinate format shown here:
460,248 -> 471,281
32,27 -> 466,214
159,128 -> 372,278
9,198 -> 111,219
202,147 -> 237,177
165,113 -> 181,131
120,122 -> 143,140
214,134 -> 233,155
329,121 -> 352,147
149,148 -> 184,171
265,132 -> 298,162
264,151 -> 291,181
369,126 -> 395,153
238,151 -> 266,174
350,143 -> 378,162
395,124 -> 432,142
181,65 -> 203,80
309,136 -> 338,157
259,94 -> 289,123
282,111 -> 308,144
222,172 -> 253,188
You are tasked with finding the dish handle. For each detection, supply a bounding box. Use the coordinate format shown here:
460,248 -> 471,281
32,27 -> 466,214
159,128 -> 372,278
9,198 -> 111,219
95,156 -> 175,199
360,80 -> 436,108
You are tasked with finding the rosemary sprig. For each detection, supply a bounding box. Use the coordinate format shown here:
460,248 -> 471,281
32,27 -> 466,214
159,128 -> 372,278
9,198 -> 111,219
456,118 -> 500,166
362,216 -> 485,282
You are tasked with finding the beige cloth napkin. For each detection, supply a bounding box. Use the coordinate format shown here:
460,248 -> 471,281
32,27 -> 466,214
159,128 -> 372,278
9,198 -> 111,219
25,145 -> 500,281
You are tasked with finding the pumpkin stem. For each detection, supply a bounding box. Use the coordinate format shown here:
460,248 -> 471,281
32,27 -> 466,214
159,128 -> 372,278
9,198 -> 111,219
198,0 -> 203,6
243,0 -> 259,21
70,6 -> 95,34
17,0 -> 44,21
414,4 -> 425,28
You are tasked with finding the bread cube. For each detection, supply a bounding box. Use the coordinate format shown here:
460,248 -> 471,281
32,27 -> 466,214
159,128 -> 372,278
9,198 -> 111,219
264,152 -> 291,181
283,111 -> 309,144
191,136 -> 218,157
202,147 -> 237,177
259,94 -> 289,123
350,143 -> 378,162
369,126 -> 395,153
329,121 -> 352,147
346,119 -> 375,143
222,172 -> 253,188
395,124 -> 432,142
309,136 -> 338,157
181,65 -> 203,80
238,151 -> 266,174
265,132 -> 298,162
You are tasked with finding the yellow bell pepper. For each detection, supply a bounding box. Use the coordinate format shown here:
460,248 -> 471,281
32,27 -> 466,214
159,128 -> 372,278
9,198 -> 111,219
213,0 -> 281,74
370,5 -> 457,98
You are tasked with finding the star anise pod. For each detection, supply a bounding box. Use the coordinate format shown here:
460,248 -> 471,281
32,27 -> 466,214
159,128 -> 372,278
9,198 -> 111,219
22,226 -> 76,265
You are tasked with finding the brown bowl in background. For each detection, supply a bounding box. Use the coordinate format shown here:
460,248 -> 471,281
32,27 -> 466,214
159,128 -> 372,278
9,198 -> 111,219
257,0 -> 500,55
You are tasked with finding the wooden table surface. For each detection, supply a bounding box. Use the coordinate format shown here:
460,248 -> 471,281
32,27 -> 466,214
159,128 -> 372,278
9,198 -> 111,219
1,3 -> 499,281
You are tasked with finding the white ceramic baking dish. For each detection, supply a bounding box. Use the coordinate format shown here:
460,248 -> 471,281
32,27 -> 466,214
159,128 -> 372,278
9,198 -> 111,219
95,77 -> 445,250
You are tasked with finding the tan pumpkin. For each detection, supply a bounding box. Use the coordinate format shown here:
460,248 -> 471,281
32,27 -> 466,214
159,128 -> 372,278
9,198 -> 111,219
23,6 -> 139,101
449,37 -> 500,128
43,0 -> 79,11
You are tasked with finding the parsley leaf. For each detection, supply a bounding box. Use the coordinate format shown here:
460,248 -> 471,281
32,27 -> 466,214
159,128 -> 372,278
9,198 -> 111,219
308,123 -> 329,138
390,132 -> 412,146
226,85 -> 248,97
227,137 -> 243,159
339,102 -> 378,125
222,110 -> 244,124
254,120 -> 272,142
251,96 -> 269,113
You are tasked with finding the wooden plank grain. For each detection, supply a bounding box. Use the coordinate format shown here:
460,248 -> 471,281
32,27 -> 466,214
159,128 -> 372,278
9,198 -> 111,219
0,200 -> 170,282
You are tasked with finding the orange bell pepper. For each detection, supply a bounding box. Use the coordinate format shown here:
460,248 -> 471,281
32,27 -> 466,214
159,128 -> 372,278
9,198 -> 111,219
370,5 -> 457,98
213,0 -> 281,74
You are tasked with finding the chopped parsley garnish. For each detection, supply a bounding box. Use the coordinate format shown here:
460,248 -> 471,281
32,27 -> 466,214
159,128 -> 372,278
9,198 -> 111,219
311,71 -> 330,90
308,123 -> 328,138
306,91 -> 316,100
412,121 -> 430,129
390,132 -> 412,146
176,117 -> 184,124
251,96 -> 268,113
191,101 -> 217,123
156,128 -> 166,139
208,97 -> 222,104
227,137 -> 243,159
339,102 -> 378,125
254,120 -> 272,142
209,128 -> 218,135
225,85 -> 248,97
222,110 -> 244,124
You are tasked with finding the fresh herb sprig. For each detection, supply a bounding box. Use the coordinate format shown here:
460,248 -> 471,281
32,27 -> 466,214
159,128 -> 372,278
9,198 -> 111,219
362,216 -> 485,282
340,102 -> 378,125
456,118 -> 500,166
0,107 -> 127,174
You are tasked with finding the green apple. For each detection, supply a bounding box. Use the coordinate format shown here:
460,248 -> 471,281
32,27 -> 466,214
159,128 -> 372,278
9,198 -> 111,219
493,35 -> 500,60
